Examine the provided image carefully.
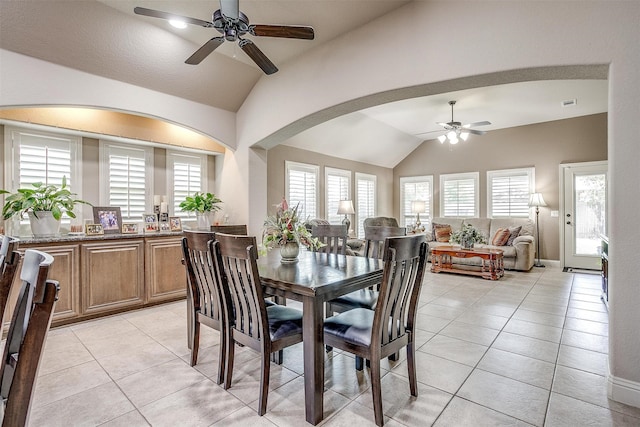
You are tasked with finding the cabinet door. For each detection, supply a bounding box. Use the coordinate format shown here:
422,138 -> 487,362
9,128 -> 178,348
145,237 -> 187,304
81,240 -> 144,315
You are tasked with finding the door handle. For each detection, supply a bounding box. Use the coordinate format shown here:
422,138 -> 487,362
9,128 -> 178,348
566,221 -> 572,225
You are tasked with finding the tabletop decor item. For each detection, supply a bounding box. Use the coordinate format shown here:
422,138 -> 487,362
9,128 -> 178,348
262,198 -> 324,263
0,176 -> 92,237
449,223 -> 487,249
179,192 -> 223,230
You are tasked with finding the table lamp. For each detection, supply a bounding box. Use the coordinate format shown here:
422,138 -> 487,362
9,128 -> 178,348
411,200 -> 426,232
529,192 -> 547,267
337,200 -> 355,233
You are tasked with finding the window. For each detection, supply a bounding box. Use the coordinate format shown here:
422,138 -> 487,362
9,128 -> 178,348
399,176 -> 433,227
440,172 -> 479,217
325,167 -> 351,224
355,173 -> 376,237
285,161 -> 318,221
487,168 -> 535,218
100,142 -> 153,222
4,126 -> 82,221
167,151 -> 207,219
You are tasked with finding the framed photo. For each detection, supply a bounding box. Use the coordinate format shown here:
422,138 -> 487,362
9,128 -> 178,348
122,223 -> 139,234
143,213 -> 158,223
169,217 -> 182,232
160,222 -> 171,233
93,207 -> 123,234
144,221 -> 159,233
86,223 -> 104,236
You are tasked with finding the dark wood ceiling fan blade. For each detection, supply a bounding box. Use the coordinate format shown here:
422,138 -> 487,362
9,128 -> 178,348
185,37 -> 225,65
220,0 -> 240,20
250,25 -> 315,40
239,39 -> 278,75
134,7 -> 215,28
464,121 -> 492,127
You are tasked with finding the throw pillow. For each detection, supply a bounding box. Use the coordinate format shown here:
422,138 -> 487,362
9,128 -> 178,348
491,228 -> 511,246
432,223 -> 449,241
434,225 -> 452,242
506,226 -> 522,246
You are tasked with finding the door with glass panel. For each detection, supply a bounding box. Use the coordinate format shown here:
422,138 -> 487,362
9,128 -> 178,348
562,161 -> 607,270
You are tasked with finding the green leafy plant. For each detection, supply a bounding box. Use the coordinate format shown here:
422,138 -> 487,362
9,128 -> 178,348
1,176 -> 92,221
449,223 -> 487,246
262,198 -> 324,250
178,192 -> 222,213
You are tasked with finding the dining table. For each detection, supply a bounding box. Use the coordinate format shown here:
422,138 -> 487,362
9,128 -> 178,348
257,249 -> 384,425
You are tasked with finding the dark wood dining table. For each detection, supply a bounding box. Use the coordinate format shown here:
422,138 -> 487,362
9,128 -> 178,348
257,249 -> 384,425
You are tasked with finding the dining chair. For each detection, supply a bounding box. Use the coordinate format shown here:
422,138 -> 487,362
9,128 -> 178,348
0,249 -> 58,427
311,224 -> 348,255
324,235 -> 427,426
212,233 -> 304,416
210,224 -> 248,235
0,236 -> 20,332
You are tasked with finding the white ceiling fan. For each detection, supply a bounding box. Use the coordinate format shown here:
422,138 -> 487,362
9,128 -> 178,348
421,100 -> 492,144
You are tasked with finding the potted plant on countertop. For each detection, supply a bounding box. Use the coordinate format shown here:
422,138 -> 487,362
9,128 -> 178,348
449,223 -> 487,249
179,192 -> 223,230
1,176 -> 92,237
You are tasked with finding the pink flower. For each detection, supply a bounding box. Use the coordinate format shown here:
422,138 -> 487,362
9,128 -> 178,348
280,197 -> 289,211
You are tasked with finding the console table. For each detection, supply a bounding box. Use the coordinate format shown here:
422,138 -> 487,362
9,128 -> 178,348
431,245 -> 504,280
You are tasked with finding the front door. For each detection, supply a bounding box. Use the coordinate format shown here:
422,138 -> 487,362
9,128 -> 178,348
562,161 -> 608,270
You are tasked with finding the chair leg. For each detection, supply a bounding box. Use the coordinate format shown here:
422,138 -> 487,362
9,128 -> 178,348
224,336 -> 235,390
355,356 -> 364,371
370,357 -> 384,426
407,340 -> 418,397
216,325 -> 226,385
190,321 -> 200,367
271,349 -> 283,365
325,303 -> 333,353
258,350 -> 271,416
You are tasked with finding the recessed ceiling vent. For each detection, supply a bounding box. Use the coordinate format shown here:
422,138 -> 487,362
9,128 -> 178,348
561,99 -> 577,107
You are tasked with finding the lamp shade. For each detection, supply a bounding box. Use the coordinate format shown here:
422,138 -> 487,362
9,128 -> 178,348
337,200 -> 355,215
528,193 -> 547,207
411,200 -> 426,214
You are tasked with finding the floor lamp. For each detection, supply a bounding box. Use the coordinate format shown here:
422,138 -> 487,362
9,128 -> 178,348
529,193 -> 547,267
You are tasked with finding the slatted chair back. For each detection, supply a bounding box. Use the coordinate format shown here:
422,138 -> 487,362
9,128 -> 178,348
0,249 -> 58,427
0,236 -> 20,332
311,224 -> 348,255
363,226 -> 406,259
210,224 -> 248,235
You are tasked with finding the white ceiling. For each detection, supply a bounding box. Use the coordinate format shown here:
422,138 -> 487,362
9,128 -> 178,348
0,1 -> 608,168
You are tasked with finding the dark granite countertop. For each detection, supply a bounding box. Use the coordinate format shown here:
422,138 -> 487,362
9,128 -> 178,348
12,231 -> 184,245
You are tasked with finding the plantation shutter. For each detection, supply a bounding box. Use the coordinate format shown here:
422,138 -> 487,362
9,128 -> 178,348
325,168 -> 350,224
356,173 -> 376,238
441,173 -> 479,217
286,162 -> 318,221
17,133 -> 72,189
399,176 -> 433,227
172,155 -> 203,219
106,146 -> 148,221
488,168 -> 533,218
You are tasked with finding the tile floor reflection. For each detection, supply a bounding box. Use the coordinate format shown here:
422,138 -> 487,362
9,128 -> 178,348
26,267 -> 640,426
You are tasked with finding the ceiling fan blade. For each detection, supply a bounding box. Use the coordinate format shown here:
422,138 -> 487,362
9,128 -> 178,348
463,121 -> 492,128
249,24 -> 315,40
185,37 -> 225,65
436,122 -> 453,130
220,0 -> 239,20
134,7 -> 214,28
239,39 -> 278,75
465,129 -> 486,135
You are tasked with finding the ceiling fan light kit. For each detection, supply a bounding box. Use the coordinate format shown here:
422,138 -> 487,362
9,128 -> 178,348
134,0 -> 314,75
436,100 -> 490,145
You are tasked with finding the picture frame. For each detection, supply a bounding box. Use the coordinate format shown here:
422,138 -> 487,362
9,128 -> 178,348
144,221 -> 159,233
93,207 -> 123,234
169,217 -> 182,232
143,213 -> 158,224
85,223 -> 104,236
122,223 -> 139,234
159,222 -> 171,233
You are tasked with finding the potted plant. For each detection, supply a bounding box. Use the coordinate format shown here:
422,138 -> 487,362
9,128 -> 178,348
1,176 -> 92,237
450,223 -> 487,249
262,198 -> 324,263
179,192 -> 223,229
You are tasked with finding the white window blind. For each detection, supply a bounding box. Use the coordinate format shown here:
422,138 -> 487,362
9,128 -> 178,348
325,167 -> 351,224
488,168 -> 534,218
440,172 -> 479,217
100,143 -> 152,222
355,173 -> 376,238
399,176 -> 433,227
285,161 -> 318,221
168,152 -> 206,219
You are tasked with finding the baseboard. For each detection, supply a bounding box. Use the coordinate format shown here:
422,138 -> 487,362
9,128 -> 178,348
533,259 -> 561,269
607,371 -> 640,409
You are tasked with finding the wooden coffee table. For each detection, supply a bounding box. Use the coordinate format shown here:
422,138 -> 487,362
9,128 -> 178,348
431,245 -> 504,280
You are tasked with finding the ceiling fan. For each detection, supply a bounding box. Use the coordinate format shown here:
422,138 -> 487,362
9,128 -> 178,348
134,0 -> 315,75
433,100 -> 491,144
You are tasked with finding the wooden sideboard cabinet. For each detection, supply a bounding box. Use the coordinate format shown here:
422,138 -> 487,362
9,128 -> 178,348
145,236 -> 186,304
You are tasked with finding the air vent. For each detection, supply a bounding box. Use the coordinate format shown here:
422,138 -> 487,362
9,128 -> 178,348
561,99 -> 577,107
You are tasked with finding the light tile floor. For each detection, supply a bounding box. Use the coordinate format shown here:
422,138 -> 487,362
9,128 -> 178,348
27,267 -> 640,426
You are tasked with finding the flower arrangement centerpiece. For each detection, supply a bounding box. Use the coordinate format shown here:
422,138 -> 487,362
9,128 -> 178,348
262,198 -> 323,263
450,223 -> 487,249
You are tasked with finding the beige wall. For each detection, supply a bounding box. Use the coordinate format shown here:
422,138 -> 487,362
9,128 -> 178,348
393,113 -> 607,261
266,144 -> 393,225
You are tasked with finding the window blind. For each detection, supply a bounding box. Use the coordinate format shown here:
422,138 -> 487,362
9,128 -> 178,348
356,173 -> 376,238
441,173 -> 478,217
325,168 -> 350,224
399,176 -> 432,227
172,159 -> 202,219
106,146 -> 148,221
287,163 -> 318,221
488,169 -> 533,218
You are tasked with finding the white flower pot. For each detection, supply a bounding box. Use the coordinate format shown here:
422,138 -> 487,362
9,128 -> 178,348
196,212 -> 213,230
28,211 -> 61,237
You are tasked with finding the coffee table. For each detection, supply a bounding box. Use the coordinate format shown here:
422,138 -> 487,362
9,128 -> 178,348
431,245 -> 504,280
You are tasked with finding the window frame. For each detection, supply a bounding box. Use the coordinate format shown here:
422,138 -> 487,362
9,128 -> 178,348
167,150 -> 208,219
439,172 -> 480,217
324,167 -> 352,224
355,172 -> 377,238
285,161 -> 319,221
399,175 -> 433,227
487,167 -> 535,219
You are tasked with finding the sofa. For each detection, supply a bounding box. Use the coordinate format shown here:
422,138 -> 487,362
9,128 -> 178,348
426,217 -> 536,271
